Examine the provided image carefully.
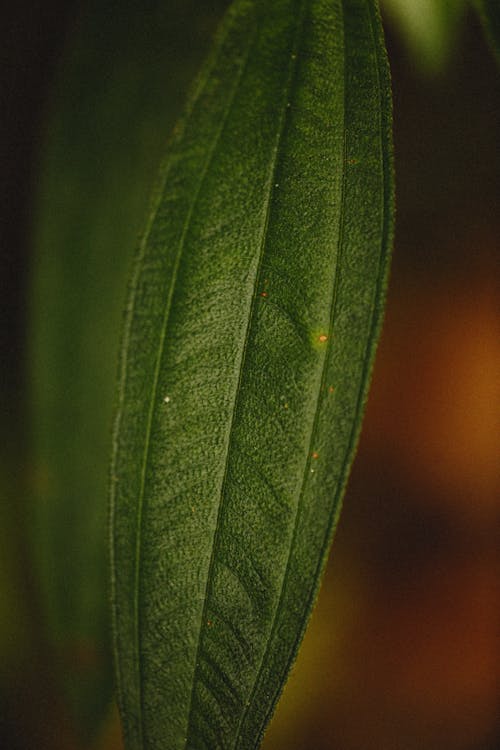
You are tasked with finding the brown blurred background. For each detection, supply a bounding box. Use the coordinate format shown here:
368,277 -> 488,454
1,1 -> 499,749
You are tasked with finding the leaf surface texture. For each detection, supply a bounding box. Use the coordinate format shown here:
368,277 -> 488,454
110,0 -> 393,748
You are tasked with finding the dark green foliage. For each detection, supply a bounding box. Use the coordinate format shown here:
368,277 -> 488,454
110,0 -> 393,748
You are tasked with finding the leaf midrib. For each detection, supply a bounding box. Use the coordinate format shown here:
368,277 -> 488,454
183,3 -> 309,746
247,2 -> 393,741
118,18 -> 259,745
231,6 -> 346,747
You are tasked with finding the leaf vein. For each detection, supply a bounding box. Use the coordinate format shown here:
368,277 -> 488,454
112,17 -> 258,743
184,3 -> 307,744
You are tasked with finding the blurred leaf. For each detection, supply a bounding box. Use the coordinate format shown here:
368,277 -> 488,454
381,0 -> 467,74
475,0 -> 500,64
110,0 -> 393,748
30,0 -> 226,739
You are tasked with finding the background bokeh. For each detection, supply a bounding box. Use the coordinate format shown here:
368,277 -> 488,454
1,1 -> 499,748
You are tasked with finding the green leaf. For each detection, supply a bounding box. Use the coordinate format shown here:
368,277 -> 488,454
381,0 -> 467,74
30,0 -> 226,738
110,0 -> 393,748
475,0 -> 500,65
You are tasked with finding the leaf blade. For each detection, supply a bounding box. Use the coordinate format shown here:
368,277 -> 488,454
110,1 -> 393,748
235,0 -> 394,743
